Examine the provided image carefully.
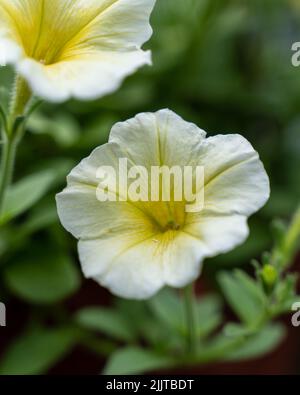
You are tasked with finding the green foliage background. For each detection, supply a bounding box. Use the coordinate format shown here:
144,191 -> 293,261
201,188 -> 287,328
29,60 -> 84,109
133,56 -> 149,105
0,0 -> 300,374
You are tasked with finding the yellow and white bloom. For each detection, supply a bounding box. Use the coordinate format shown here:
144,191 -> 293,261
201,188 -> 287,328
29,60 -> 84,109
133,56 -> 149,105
0,0 -> 156,101
56,109 -> 270,299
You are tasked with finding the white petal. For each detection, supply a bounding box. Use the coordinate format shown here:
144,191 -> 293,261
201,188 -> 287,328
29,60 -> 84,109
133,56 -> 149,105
80,236 -> 164,299
79,230 -> 206,299
73,0 -> 157,50
0,0 -> 156,52
56,144 -> 155,240
192,134 -> 270,216
185,211 -> 249,257
0,38 -> 22,66
109,109 -> 206,168
18,50 -> 151,102
162,232 -> 208,288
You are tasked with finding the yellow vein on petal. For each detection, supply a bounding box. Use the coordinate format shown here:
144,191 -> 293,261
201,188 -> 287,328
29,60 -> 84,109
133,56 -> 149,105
99,233 -> 160,278
53,0 -> 120,62
31,0 -> 45,58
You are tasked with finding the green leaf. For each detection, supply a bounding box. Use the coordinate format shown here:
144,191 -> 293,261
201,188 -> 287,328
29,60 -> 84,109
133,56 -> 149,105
4,253 -> 81,304
20,200 -> 58,235
0,201 -> 58,259
195,294 -> 223,338
148,288 -> 184,331
272,274 -> 298,314
148,290 -> 222,341
116,299 -> 174,347
27,112 -> 80,148
0,327 -> 80,375
75,307 -> 134,342
223,323 -> 254,338
0,169 -> 56,224
235,270 -> 266,303
218,270 -> 266,326
103,346 -> 175,375
194,333 -> 243,363
224,324 -> 285,361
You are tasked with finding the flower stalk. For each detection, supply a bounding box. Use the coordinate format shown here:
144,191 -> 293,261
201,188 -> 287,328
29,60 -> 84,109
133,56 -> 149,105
0,132 -> 18,216
0,76 -> 31,217
271,204 -> 300,270
284,205 -> 300,264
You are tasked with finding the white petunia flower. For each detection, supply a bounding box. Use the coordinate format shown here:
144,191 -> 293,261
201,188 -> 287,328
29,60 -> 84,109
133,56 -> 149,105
0,0 -> 156,102
56,109 -> 270,299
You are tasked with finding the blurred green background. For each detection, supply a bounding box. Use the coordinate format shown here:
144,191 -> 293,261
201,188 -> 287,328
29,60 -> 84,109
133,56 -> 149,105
0,0 -> 300,374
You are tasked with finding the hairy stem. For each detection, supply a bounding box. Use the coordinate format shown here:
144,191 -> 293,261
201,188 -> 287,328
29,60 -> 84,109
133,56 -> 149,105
271,204 -> 300,269
284,205 -> 300,263
0,75 -> 31,218
0,133 -> 19,216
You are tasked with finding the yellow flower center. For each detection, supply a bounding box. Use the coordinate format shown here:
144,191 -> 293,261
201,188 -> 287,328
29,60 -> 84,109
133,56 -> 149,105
137,200 -> 187,234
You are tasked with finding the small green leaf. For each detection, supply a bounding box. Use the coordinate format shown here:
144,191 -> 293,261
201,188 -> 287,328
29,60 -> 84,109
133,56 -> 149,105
0,169 -> 56,224
148,288 -> 184,331
0,327 -> 80,375
235,270 -> 266,302
103,346 -> 175,375
20,200 -> 58,235
27,112 -> 80,148
225,324 -> 285,361
193,333 -> 244,364
116,300 -> 176,348
148,290 -> 222,342
195,294 -> 223,338
4,254 -> 81,304
272,274 -> 299,314
0,202 -> 58,259
75,307 -> 134,342
218,270 -> 266,326
223,323 -> 254,338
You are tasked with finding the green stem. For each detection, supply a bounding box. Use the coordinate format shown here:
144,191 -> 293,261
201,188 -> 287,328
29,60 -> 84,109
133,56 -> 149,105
284,205 -> 300,260
0,75 -> 31,217
271,204 -> 300,269
0,133 -> 19,216
183,283 -> 197,355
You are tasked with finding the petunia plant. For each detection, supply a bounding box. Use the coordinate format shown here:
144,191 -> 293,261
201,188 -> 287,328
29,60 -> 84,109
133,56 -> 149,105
0,0 -> 299,376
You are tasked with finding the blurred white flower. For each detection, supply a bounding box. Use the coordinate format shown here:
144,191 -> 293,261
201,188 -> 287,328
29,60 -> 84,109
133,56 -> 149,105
0,0 -> 156,101
56,109 -> 270,299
